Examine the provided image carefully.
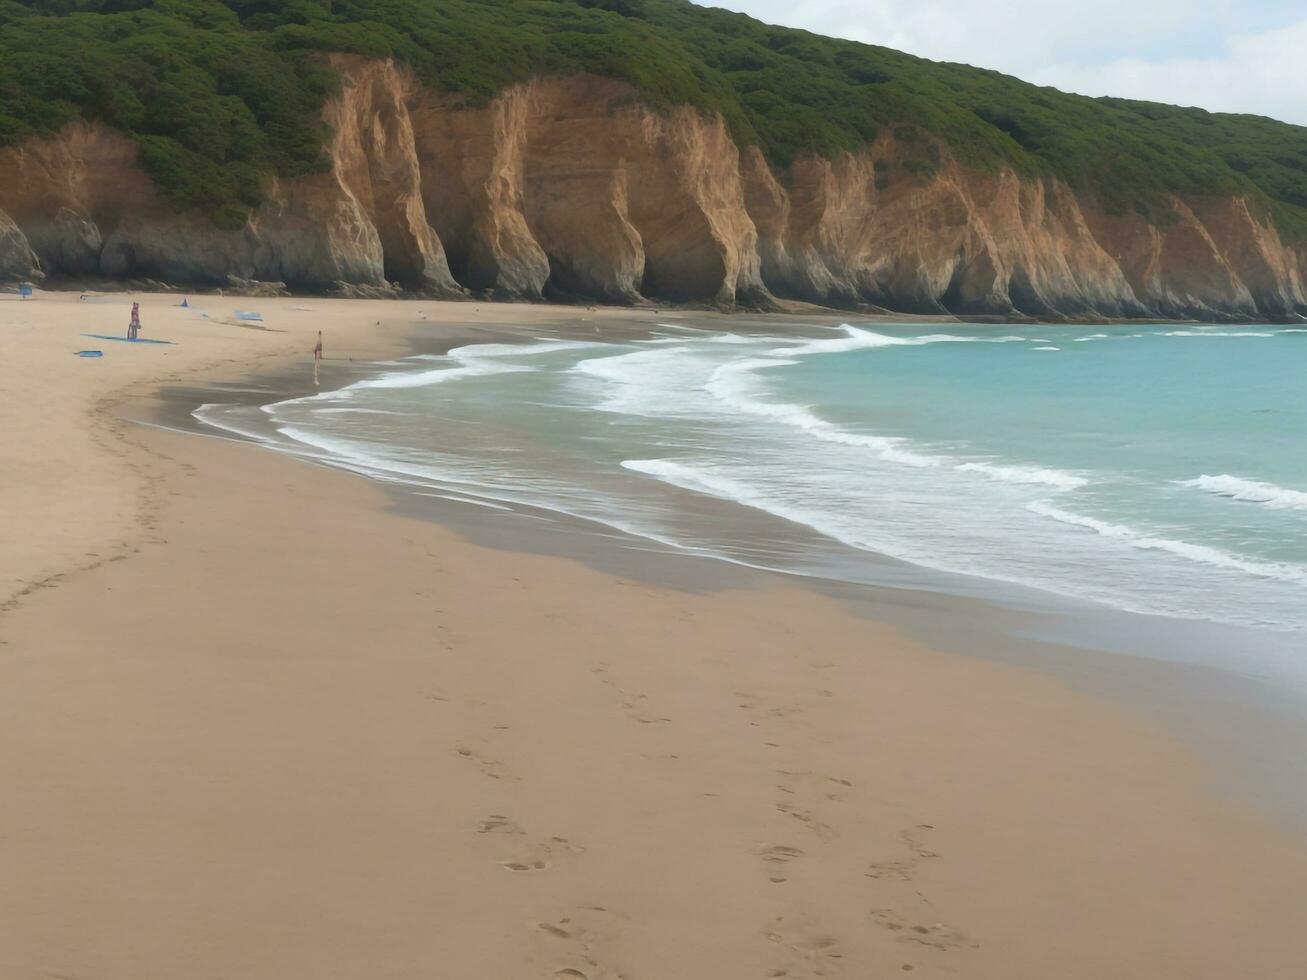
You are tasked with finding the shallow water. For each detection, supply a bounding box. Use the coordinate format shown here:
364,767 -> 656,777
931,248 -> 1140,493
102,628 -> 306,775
195,321 -> 1307,638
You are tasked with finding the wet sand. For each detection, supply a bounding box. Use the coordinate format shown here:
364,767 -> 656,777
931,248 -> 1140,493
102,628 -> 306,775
4,290 -> 1307,978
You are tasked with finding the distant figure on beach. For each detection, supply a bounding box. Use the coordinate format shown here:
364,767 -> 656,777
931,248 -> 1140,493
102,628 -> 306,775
128,302 -> 141,341
313,330 -> 323,386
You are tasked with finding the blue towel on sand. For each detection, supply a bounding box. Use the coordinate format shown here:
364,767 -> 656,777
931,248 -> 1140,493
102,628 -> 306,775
82,333 -> 174,345
75,350 -> 103,357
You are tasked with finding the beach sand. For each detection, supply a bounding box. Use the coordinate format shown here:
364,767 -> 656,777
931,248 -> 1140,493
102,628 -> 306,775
3,289 -> 1307,978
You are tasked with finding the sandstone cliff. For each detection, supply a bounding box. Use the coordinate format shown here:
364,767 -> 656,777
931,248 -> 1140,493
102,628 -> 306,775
1,58 -> 1304,320
0,209 -> 40,283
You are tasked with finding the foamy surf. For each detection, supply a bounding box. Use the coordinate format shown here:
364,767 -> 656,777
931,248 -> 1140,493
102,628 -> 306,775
1181,475 -> 1307,511
194,319 -> 1307,633
956,462 -> 1089,490
704,357 -> 944,467
1163,330 -> 1276,338
1027,501 -> 1307,586
770,325 -> 1028,358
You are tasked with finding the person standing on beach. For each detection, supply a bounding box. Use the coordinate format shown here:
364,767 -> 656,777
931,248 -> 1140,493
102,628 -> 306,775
128,302 -> 141,341
313,330 -> 323,386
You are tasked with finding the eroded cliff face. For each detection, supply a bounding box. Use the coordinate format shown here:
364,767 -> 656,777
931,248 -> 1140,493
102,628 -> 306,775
0,209 -> 40,282
0,59 -> 462,295
1,58 -> 1304,320
409,75 -> 765,306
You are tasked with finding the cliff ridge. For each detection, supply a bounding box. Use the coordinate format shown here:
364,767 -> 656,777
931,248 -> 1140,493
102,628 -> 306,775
2,61 -> 1303,321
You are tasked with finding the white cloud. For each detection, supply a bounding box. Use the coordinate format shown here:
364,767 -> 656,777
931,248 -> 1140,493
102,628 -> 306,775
698,1 -> 1306,126
1029,18 -> 1307,125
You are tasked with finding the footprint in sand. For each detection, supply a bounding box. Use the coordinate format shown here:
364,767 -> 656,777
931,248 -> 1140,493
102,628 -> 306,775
535,907 -> 626,980
501,836 -> 586,873
502,857 -> 551,873
765,915 -> 845,978
455,740 -> 513,781
774,801 -> 834,840
775,768 -> 854,803
757,844 -> 804,883
864,860 -> 914,881
901,827 -> 938,860
865,826 -> 939,882
870,910 -> 977,951
477,814 -> 524,835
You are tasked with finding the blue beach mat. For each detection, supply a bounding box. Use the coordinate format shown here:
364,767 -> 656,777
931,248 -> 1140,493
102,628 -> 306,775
234,310 -> 264,322
82,333 -> 174,345
75,349 -> 103,357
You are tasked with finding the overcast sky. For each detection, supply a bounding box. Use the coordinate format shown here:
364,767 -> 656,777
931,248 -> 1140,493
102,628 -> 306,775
698,0 -> 1306,126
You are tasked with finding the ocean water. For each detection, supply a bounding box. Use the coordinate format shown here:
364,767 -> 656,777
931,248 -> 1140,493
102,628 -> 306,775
196,321 -> 1307,635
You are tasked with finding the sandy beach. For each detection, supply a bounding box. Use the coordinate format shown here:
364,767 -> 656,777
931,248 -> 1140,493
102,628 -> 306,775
3,289 -> 1307,979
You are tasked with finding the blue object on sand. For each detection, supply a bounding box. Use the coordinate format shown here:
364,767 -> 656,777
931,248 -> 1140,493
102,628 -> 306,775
19,284 -> 32,299
234,310 -> 264,322
82,333 -> 174,345
75,349 -> 103,357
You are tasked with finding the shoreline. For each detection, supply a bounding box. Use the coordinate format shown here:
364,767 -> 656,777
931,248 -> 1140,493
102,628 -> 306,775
155,332 -> 1307,830
15,279 -> 1307,327
5,291 -> 1307,977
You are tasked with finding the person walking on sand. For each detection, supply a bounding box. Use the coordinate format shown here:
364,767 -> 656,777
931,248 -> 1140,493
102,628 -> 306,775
313,330 -> 323,385
128,301 -> 141,341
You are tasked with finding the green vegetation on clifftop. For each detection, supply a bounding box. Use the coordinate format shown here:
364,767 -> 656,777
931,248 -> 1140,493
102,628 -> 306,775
1,0 -> 1305,238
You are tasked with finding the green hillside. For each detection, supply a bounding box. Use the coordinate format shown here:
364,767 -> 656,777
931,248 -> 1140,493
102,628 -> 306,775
2,0 -> 1305,238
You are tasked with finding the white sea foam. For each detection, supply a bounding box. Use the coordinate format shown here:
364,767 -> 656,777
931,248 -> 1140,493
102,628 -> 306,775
1027,501 -> 1307,586
628,460 -> 1307,624
704,357 -> 943,467
1163,330 -> 1275,338
698,332 -> 760,344
1032,346 -> 1061,351
310,407 -> 406,416
770,325 -> 1026,357
413,491 -> 514,512
643,331 -> 752,345
347,360 -> 531,391
621,458 -> 881,554
701,328 -> 1063,471
572,345 -> 711,416
191,403 -> 275,444
573,347 -> 691,384
442,338 -> 604,359
305,338 -> 600,400
956,462 -> 1089,490
1073,333 -> 1110,342
1180,474 -> 1307,511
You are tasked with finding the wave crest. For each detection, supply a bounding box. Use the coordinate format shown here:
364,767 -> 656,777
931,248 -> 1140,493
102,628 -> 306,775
957,462 -> 1088,490
1027,502 -> 1307,586
1180,474 -> 1307,511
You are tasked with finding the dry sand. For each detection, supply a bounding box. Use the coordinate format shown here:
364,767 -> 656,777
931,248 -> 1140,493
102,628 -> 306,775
3,289 -> 1307,979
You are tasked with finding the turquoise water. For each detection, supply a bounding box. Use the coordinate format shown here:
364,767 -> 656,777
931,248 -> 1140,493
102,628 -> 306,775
196,321 -> 1307,634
